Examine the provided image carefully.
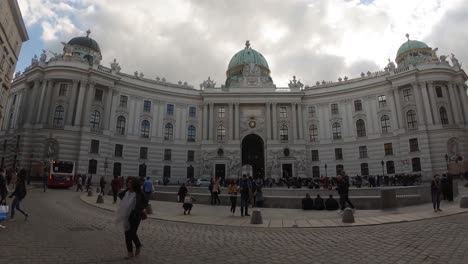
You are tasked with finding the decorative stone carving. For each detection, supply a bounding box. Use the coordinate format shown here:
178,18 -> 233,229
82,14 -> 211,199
161,77 -> 166,82
110,58 -> 121,73
61,42 -> 73,57
338,77 -> 342,82
200,77 -> 216,89
14,72 -> 21,79
316,81 -> 320,86
344,76 -> 348,81
178,81 -> 182,85
360,72 -> 365,77
44,138 -> 59,160
387,59 -> 396,71
440,55 -> 448,63
288,76 -> 304,89
31,55 -> 38,65
450,53 -> 461,68
40,49 -> 47,63
431,48 -> 439,61
242,63 -> 261,77
139,72 -> 144,78
156,76 -> 160,81
183,81 -> 188,86
134,71 -> 139,77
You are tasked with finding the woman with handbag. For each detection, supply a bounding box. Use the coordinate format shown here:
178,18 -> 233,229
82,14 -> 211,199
116,176 -> 148,259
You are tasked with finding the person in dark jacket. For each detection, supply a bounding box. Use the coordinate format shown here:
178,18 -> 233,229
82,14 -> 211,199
325,194 -> 339,211
440,174 -> 448,200
111,175 -> 122,203
314,194 -> 325,210
431,174 -> 442,212
336,174 -> 355,214
116,176 -> 148,259
178,183 -> 188,203
76,174 -> 83,192
302,194 -> 314,210
0,172 -> 7,204
10,174 -> 28,220
239,174 -> 252,217
99,176 -> 106,195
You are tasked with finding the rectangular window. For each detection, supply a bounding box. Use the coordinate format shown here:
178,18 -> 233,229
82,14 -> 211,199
143,100 -> 151,112
164,149 -> 172,161
384,143 -> 393,156
279,106 -> 287,118
311,150 -> 319,161
119,95 -> 128,107
334,148 -> 343,160
140,147 -> 148,160
378,95 -> 387,107
360,163 -> 369,176
94,89 -> 103,102
2,140 -> 6,151
435,86 -> 443,98
308,106 -> 316,118
218,106 -> 225,118
163,165 -> 171,178
354,100 -> 362,112
409,138 -> 419,152
189,106 -> 196,118
114,144 -> 123,157
58,83 -> 68,96
166,104 -> 174,115
331,103 -> 339,115
90,140 -> 100,154
187,150 -> 194,162
403,88 -> 412,102
359,146 -> 368,158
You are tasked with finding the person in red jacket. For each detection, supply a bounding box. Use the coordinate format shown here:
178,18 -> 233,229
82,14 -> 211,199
111,175 -> 122,204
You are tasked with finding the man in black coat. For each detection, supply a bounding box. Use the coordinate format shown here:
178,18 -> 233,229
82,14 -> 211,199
302,194 -> 314,210
336,174 -> 355,214
314,194 -> 325,210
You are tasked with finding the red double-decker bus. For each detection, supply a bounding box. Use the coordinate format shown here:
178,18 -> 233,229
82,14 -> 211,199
48,160 -> 75,187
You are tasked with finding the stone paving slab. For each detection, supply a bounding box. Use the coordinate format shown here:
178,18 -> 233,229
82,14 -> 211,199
80,192 -> 468,228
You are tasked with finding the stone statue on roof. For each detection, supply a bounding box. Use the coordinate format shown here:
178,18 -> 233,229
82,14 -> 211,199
450,53 -> 461,68
110,58 -> 121,73
40,49 -> 47,62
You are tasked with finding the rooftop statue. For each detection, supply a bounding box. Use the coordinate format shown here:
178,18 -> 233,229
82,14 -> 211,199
40,49 -> 47,63
200,76 -> 216,89
110,58 -> 121,73
288,75 -> 304,89
61,42 -> 72,57
31,54 -> 38,65
451,53 -> 461,68
387,59 -> 396,71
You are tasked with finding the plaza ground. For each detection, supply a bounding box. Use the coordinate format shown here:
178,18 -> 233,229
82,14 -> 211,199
1,186 -> 468,263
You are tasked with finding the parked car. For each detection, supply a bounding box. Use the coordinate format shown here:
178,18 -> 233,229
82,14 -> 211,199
196,176 -> 211,187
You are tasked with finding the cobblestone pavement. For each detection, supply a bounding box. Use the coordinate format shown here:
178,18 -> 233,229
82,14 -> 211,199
1,188 -> 468,264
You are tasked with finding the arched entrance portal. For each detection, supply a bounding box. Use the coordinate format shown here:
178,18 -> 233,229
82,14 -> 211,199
241,134 -> 265,179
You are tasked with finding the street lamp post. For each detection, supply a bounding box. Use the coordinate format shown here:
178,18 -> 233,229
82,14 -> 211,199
324,163 -> 328,178
381,160 -> 385,176
445,154 -> 449,173
104,157 -> 108,194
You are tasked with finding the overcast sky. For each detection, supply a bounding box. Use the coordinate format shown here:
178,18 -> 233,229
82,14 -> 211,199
16,0 -> 468,88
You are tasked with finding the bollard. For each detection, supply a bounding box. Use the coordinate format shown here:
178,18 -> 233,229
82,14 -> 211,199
96,194 -> 104,204
250,210 -> 263,224
342,208 -> 355,223
380,189 -> 397,209
146,203 -> 153,214
460,196 -> 468,208
87,189 -> 94,197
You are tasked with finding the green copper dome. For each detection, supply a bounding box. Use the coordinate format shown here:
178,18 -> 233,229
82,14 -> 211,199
396,39 -> 429,58
227,41 -> 269,73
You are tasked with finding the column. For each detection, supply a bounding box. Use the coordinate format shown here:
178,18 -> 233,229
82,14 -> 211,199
388,92 -> 399,130
26,80 -> 40,124
151,100 -> 159,137
11,94 -> 22,129
235,103 -> 240,140
35,80 -> 48,123
129,98 -> 137,135
448,82 -> 462,124
202,104 -> 208,140
393,89 -> 404,129
157,103 -> 165,137
291,103 -> 297,140
446,84 -> 459,124
323,104 -> 330,139
109,91 -> 120,132
420,82 -> 434,125
180,106 -> 187,140
103,87 -> 114,130
229,103 -> 234,140
345,101 -> 354,137
297,103 -> 304,139
43,81 -> 59,125
73,80 -> 87,126
318,104 -> 327,140
209,103 -> 214,141
412,82 -> 426,126
81,82 -> 95,126
65,80 -> 79,126
457,84 -> 468,124
133,99 -> 142,135
427,82 -> 440,125
271,103 -> 277,140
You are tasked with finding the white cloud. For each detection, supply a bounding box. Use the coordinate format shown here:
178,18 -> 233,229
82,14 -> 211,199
17,0 -> 468,87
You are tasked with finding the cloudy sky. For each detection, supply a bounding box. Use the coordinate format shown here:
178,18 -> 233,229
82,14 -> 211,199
16,0 -> 468,88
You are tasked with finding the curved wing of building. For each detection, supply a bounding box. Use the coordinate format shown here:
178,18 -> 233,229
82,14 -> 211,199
1,34 -> 467,183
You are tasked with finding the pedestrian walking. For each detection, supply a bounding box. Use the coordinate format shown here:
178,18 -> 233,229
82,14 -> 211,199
431,174 -> 442,212
177,183 -> 188,203
0,171 -> 8,228
86,175 -> 92,192
183,193 -> 196,215
227,180 -> 238,214
208,179 -> 214,205
116,177 -> 148,259
336,173 -> 355,214
143,177 -> 153,201
239,174 -> 252,217
9,173 -> 29,221
212,178 -> 221,205
111,175 -> 122,204
99,176 -> 106,195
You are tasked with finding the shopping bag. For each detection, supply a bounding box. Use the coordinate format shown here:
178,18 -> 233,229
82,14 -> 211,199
0,205 -> 9,221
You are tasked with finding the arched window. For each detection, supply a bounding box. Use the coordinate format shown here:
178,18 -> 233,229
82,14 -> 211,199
439,107 -> 449,125
53,105 -> 65,128
356,119 -> 366,137
164,123 -> 174,140
90,110 -> 101,128
138,163 -> 147,177
280,125 -> 288,142
141,120 -> 150,138
406,110 -> 417,129
187,125 -> 196,142
411,157 -> 421,172
332,122 -> 341,140
381,115 -> 391,134
309,124 -> 318,142
217,125 -> 226,142
116,116 -> 126,135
